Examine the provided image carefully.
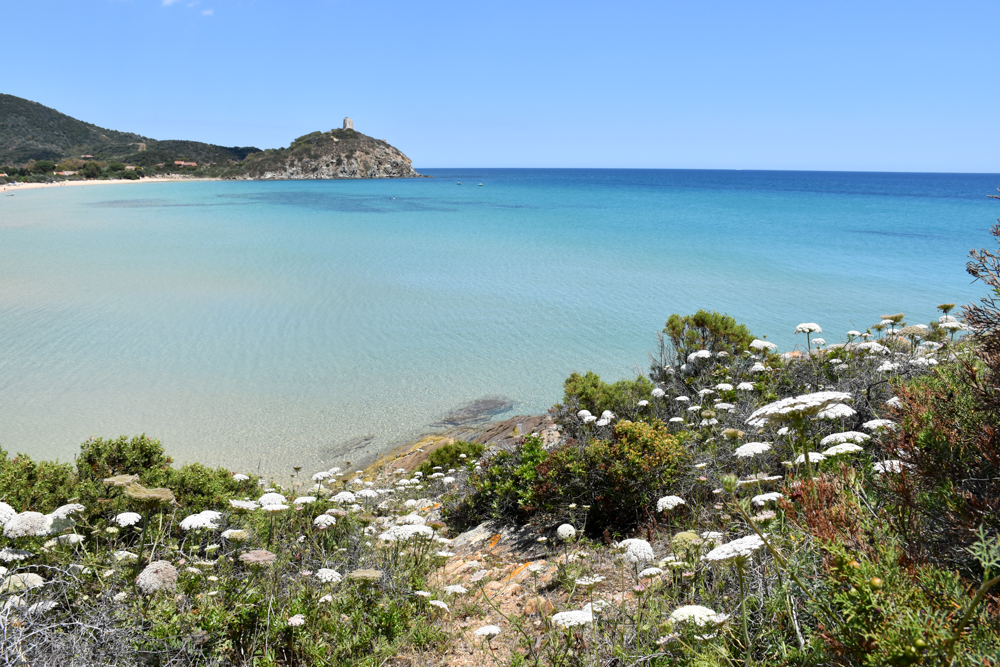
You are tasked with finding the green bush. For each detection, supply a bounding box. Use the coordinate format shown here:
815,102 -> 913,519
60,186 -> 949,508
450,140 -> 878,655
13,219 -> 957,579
557,371 -> 654,416
76,434 -> 171,483
415,440 -> 484,477
0,447 -> 77,513
664,309 -> 755,362
447,422 -> 688,535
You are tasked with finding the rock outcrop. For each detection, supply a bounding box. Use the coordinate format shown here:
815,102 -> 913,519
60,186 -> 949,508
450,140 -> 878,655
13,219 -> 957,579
222,128 -> 421,180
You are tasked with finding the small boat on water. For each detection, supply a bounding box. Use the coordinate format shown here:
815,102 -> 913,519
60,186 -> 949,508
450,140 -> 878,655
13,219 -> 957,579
478,183 -> 483,186
457,182 -> 462,185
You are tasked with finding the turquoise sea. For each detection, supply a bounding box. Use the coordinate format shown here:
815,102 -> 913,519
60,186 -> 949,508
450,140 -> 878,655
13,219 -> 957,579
1,169 -> 997,475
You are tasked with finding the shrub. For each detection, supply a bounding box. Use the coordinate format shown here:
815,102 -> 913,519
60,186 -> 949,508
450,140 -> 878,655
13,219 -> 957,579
535,419 -> 689,533
0,447 -> 77,512
75,434 -> 171,483
663,309 -> 755,363
447,422 -> 688,535
557,371 -> 654,417
415,440 -> 483,477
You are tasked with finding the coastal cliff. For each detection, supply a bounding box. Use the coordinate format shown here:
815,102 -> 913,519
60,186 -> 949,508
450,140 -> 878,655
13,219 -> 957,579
222,128 -> 421,180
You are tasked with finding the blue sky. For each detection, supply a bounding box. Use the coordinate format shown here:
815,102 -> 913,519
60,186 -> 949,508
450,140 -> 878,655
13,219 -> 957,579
4,1 -> 998,171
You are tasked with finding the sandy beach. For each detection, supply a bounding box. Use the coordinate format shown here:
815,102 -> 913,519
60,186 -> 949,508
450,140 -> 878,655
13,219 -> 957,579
1,176 -> 220,192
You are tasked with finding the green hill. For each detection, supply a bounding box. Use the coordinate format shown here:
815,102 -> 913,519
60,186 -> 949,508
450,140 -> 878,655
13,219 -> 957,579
0,94 -> 258,167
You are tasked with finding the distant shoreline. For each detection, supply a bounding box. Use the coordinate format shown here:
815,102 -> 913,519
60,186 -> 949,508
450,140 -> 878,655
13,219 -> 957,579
2,176 -> 220,192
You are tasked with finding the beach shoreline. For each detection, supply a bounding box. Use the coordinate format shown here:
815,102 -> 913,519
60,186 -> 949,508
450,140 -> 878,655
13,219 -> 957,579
1,176 -> 220,192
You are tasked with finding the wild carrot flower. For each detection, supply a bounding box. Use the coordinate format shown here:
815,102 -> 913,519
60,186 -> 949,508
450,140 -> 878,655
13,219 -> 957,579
820,431 -> 870,446
3,512 -> 49,538
734,442 -> 772,458
180,511 -> 222,531
862,419 -> 896,432
746,391 -> 853,427
475,624 -> 501,637
737,382 -> 755,391
557,524 -> 577,541
751,492 -> 784,506
794,452 -> 826,464
750,339 -> 777,351
669,605 -> 729,626
651,388 -> 666,398
239,550 -> 277,565
552,608 -> 593,628
136,560 -> 177,594
115,512 -> 142,527
444,584 -> 468,595
232,474 -> 250,482
575,575 -> 603,588
618,538 -> 654,564
639,567 -> 663,578
823,443 -> 864,456
258,492 -> 286,506
221,529 -> 249,542
293,496 -> 316,505
688,350 -> 712,362
795,323 -> 822,334
316,568 -> 342,583
702,534 -> 766,563
638,400 -> 649,406
229,500 -> 258,511
0,502 -> 15,526
288,614 -> 305,627
656,496 -> 685,512
429,600 -> 449,612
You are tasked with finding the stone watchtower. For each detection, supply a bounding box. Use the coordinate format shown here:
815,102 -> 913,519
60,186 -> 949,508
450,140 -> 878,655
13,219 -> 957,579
343,117 -> 353,130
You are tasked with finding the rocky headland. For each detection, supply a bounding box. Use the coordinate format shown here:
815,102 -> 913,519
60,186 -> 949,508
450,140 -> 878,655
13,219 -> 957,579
222,127 -> 421,181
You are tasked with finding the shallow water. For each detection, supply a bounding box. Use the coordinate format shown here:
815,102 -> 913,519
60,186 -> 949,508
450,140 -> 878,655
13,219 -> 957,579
1,169 -> 996,475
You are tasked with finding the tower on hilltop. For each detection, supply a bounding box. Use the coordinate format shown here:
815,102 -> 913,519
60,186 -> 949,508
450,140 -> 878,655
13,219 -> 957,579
343,117 -> 353,130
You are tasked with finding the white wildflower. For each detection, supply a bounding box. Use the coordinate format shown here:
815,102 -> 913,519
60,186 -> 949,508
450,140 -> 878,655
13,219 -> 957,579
816,403 -> 856,420
794,452 -> 827,464
556,524 -> 577,541
552,608 -> 593,628
287,614 -> 305,627
444,584 -> 468,595
475,624 -> 501,637
179,511 -> 221,531
595,418 -> 610,427
232,473 -> 250,481
746,391 -> 853,427
862,419 -> 897,432
258,492 -> 287,506
316,568 -> 342,584
751,492 -> 784,507
332,492 -> 357,504
812,338 -> 826,346
750,339 -> 777,351
638,400 -> 649,407
260,504 -> 289,512
3,512 -> 48,538
687,350 -> 712,363
820,431 -> 871,446
639,567 -> 663,578
669,605 -> 729,627
114,512 -> 142,527
656,496 -> 685,512
229,499 -> 258,510
823,443 -> 864,456
618,538 -> 654,564
675,396 -> 690,403
795,323 -> 822,334
221,529 -> 249,542
734,441 -> 772,458
651,388 -> 666,398
378,525 -> 434,542
737,382 -> 755,391
429,600 -> 449,612
136,560 -> 177,595
0,502 -> 15,526
575,575 -> 604,587
702,534 -> 766,562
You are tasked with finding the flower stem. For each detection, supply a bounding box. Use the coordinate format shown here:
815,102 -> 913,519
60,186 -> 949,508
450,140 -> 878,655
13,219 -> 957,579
738,561 -> 752,667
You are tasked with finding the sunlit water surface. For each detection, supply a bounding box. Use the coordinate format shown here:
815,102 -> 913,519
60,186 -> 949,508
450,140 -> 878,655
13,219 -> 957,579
1,169 -> 996,475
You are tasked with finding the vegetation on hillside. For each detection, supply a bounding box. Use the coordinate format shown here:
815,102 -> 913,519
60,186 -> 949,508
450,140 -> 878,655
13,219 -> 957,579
221,128 -> 418,180
0,93 -> 259,180
3,213 -> 1000,666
